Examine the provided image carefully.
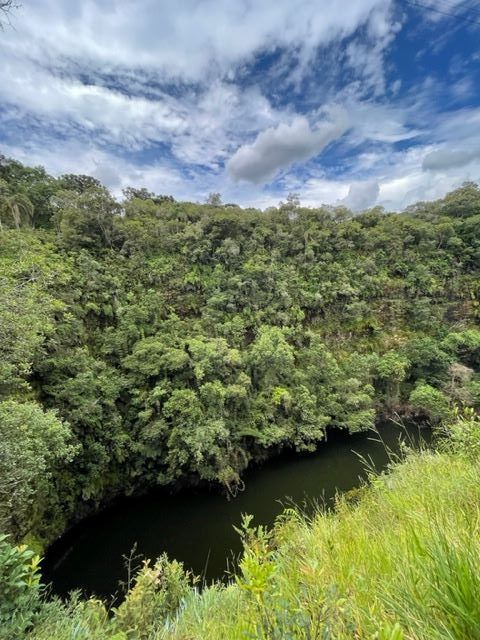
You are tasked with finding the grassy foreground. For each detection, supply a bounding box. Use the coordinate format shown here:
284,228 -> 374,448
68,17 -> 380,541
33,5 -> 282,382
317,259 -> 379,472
5,414 -> 480,639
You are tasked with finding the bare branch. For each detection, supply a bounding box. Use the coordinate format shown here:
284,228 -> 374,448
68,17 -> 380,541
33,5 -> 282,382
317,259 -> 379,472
0,0 -> 18,29
0,0 -> 14,14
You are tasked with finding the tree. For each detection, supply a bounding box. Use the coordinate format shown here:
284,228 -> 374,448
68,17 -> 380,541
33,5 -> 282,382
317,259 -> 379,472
58,174 -> 102,194
0,401 -> 77,541
376,351 -> 410,406
279,192 -> 301,221
442,329 -> 480,367
403,337 -> 452,385
247,326 -> 295,387
0,233 -> 59,397
52,187 -> 123,250
162,389 -> 231,481
0,187 -> 34,229
443,362 -> 475,405
440,182 -> 480,218
409,382 -> 451,423
0,160 -> 58,228
206,192 -> 222,206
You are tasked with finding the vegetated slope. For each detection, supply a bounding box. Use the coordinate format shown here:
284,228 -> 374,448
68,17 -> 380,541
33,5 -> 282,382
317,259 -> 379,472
0,156 -> 479,548
3,414 -> 480,639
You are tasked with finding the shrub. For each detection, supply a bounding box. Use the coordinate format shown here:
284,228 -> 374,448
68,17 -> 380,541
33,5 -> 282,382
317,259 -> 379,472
0,534 -> 42,639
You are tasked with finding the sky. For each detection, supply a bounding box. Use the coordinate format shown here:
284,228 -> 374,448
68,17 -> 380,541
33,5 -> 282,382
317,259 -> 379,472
1,0 -> 480,210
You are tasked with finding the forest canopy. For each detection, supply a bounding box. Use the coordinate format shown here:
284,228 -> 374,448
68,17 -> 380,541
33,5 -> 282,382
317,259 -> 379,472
0,155 -> 479,546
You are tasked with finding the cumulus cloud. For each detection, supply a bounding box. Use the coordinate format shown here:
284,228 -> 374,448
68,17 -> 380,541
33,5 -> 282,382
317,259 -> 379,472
377,143 -> 480,210
342,180 -> 380,211
227,108 -> 349,184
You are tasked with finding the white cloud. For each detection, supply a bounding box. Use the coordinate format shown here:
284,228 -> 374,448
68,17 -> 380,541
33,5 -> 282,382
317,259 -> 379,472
377,143 -> 480,210
342,180 -> 380,211
0,0 -> 401,200
6,0 -> 394,81
0,57 -> 187,149
1,0 -> 479,213
0,55 -> 287,168
345,8 -> 401,96
227,108 -> 349,183
422,148 -> 480,171
346,100 -> 421,144
0,140 -> 186,198
0,0 -> 396,167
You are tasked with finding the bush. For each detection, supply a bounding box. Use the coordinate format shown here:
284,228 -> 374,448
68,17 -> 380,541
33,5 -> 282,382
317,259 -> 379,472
0,534 -> 42,639
409,382 -> 451,423
446,409 -> 480,459
113,554 -> 192,638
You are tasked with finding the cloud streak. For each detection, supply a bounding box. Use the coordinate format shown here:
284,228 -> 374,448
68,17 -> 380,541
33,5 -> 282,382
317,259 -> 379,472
423,148 -> 480,171
6,0 -> 394,80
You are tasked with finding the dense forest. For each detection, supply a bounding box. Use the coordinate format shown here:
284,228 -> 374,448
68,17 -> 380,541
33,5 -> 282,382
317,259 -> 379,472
2,0 -> 480,634
1,154 -> 480,553
1,155 -> 480,638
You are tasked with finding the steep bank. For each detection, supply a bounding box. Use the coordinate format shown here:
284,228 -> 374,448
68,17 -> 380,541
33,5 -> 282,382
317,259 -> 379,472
3,413 -> 480,639
42,419 -> 428,599
1,159 -> 479,552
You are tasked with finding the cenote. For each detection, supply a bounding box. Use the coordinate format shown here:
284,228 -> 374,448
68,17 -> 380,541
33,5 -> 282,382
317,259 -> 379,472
43,420 -> 429,601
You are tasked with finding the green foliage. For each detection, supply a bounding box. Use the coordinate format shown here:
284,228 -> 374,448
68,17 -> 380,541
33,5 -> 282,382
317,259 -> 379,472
28,595 -> 121,640
0,534 -> 42,639
0,157 -> 479,559
445,409 -> 480,459
403,336 -> 452,385
14,413 -> 480,639
440,181 -> 480,218
409,382 -> 451,423
376,350 -> 410,405
161,416 -> 480,639
0,401 -> 77,541
442,328 -> 480,367
0,231 -> 64,396
247,326 -> 294,386
0,157 -> 58,228
0,186 -> 34,229
51,187 -> 123,250
113,555 -> 192,638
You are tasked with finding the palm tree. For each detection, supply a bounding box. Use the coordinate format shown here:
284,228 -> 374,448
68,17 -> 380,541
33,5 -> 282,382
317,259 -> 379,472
0,193 -> 34,229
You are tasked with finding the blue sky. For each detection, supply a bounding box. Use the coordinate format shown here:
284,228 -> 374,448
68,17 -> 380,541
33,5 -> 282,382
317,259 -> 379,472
1,0 -> 479,210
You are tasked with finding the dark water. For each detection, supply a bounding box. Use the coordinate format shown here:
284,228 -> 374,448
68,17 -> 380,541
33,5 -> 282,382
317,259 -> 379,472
43,421 -> 428,600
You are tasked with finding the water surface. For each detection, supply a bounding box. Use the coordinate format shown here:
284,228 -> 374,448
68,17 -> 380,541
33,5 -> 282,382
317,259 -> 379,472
43,421 -> 427,600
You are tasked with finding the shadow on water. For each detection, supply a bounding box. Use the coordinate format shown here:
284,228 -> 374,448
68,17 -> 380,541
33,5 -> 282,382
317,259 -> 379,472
42,419 -> 430,601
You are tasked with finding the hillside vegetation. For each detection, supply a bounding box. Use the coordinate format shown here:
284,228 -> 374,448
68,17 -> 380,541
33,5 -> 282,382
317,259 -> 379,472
1,157 -> 479,546
2,413 -> 480,639
0,156 -> 479,637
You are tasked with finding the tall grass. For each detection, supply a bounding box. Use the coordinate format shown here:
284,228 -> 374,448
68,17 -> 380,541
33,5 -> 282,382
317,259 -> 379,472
25,415 -> 480,639
156,422 -> 480,639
